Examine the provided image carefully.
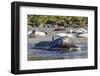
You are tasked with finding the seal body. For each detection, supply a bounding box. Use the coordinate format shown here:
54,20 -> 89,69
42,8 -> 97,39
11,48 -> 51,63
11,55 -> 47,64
49,37 -> 72,48
49,37 -> 80,51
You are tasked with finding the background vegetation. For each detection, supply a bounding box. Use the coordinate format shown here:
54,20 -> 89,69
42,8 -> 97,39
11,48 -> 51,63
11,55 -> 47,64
28,15 -> 88,28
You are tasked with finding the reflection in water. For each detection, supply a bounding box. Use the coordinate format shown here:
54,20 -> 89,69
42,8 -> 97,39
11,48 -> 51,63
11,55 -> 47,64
28,43 -> 88,61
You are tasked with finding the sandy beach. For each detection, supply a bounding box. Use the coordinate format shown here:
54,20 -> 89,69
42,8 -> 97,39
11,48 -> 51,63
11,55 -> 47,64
28,27 -> 88,44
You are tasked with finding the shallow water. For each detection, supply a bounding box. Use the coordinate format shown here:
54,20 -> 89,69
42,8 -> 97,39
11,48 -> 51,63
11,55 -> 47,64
28,43 -> 88,61
28,27 -> 88,61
